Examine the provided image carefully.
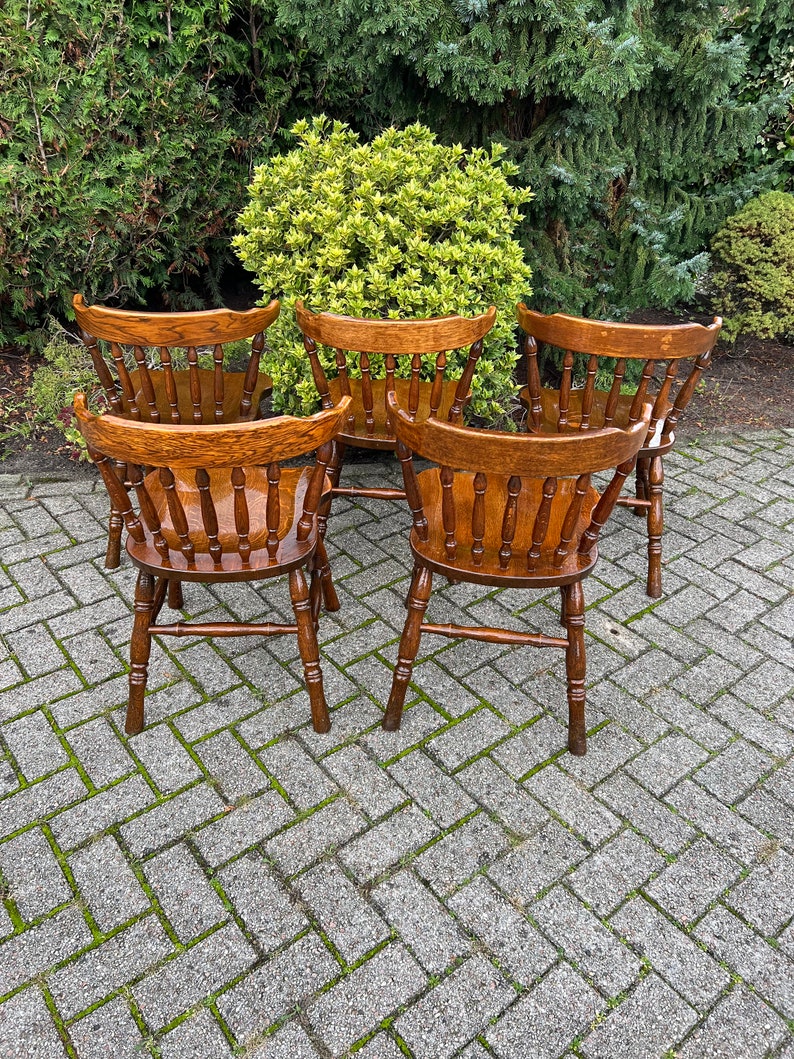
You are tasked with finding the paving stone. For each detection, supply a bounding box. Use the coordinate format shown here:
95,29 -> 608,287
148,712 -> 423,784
2,708 -> 70,780
457,755 -> 546,836
175,687 -> 264,743
68,834 -> 149,932
193,788 -> 293,867
392,954 -> 512,1059
265,798 -> 365,876
143,842 -> 227,943
48,774 -> 155,851
426,708 -> 512,770
709,696 -> 794,758
645,837 -> 741,925
676,984 -> 790,1058
388,750 -> 477,828
353,1032 -> 404,1059
195,729 -> 269,803
694,739 -> 774,803
134,921 -> 258,1030
735,659 -> 794,713
625,732 -> 709,796
360,700 -> 448,763
0,591 -> 76,636
68,995 -> 148,1059
49,913 -> 172,1018
644,688 -> 733,752
0,985 -> 69,1058
462,666 -> 543,724
526,765 -> 622,846
738,788 -> 794,851
724,849 -> 794,936
65,717 -> 135,788
594,772 -> 695,854
533,885 -> 641,996
0,904 -> 92,997
298,694 -> 383,753
247,1020 -> 321,1059
449,875 -> 556,984
50,676 -> 130,728
585,679 -> 668,742
611,896 -> 731,1010
4,623 -> 67,679
217,932 -> 339,1044
372,869 -> 470,975
488,818 -> 587,904
322,744 -> 406,819
337,804 -> 437,884
64,630 -> 125,685
296,860 -> 389,964
158,1007 -> 233,1059
671,653 -> 745,706
568,830 -> 665,915
120,783 -> 225,857
218,853 -> 306,951
0,826 -> 72,921
414,813 -> 510,897
0,768 -> 88,840
128,724 -> 203,796
666,779 -> 769,865
258,737 -> 337,809
579,972 -> 697,1059
485,962 -> 604,1059
695,905 -> 794,1018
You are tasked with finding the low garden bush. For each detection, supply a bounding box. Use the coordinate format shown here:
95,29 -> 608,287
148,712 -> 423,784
710,190 -> 794,341
234,117 -> 532,422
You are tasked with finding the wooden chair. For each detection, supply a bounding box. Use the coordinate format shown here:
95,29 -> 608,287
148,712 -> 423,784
383,390 -> 651,754
295,301 -> 497,505
517,304 -> 722,597
73,293 -> 279,569
74,392 -> 352,736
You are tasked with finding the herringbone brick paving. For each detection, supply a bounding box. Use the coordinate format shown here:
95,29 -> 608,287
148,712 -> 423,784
0,428 -> 792,1057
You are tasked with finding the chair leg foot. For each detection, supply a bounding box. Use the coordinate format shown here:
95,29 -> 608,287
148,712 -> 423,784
384,566 -> 432,730
562,581 -> 587,756
646,454 -> 664,598
126,571 -> 155,735
290,568 -> 330,733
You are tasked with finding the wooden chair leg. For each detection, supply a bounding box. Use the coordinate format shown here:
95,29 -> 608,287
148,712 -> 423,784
633,456 -> 650,516
289,567 -> 330,733
105,506 -> 123,569
383,565 -> 432,731
127,571 -> 155,735
309,556 -> 323,627
318,440 -> 346,611
646,454 -> 664,598
314,535 -> 339,613
167,580 -> 184,610
562,581 -> 587,755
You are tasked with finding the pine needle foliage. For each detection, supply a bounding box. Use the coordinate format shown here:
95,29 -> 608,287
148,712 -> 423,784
234,117 -> 532,419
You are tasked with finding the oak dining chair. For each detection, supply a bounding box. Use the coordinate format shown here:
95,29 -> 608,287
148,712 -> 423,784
517,304 -> 721,597
73,293 -> 279,569
74,391 -> 351,736
382,390 -> 651,754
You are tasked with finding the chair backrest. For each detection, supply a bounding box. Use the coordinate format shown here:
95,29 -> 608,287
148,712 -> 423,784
295,301 -> 497,431
517,304 -> 721,445
387,390 -> 650,571
74,392 -> 351,572
73,294 -> 280,425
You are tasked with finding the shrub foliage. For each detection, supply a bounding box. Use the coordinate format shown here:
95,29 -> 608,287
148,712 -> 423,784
234,118 -> 532,419
710,190 -> 794,340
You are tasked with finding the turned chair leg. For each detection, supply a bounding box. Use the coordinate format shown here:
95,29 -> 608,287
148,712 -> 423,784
106,506 -> 123,569
383,565 -> 433,731
314,535 -> 339,613
127,571 -> 155,735
634,456 -> 650,516
646,454 -> 664,598
289,567 -> 330,733
167,580 -> 184,610
318,441 -> 346,611
562,581 -> 587,755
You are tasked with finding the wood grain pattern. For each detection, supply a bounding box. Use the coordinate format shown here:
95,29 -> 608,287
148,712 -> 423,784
382,391 -> 650,754
517,303 -> 722,598
296,302 -> 497,505
74,394 -> 351,735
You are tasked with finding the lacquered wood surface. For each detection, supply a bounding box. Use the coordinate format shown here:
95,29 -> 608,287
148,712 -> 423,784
296,302 -> 496,353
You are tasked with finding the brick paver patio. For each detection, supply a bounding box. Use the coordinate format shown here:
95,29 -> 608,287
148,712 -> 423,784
1,428 -> 793,1057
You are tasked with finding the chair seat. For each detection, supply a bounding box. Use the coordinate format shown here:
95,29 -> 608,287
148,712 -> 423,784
130,369 -> 273,424
126,466 -> 328,578
519,386 -> 672,452
409,469 -> 601,587
328,377 -> 463,449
